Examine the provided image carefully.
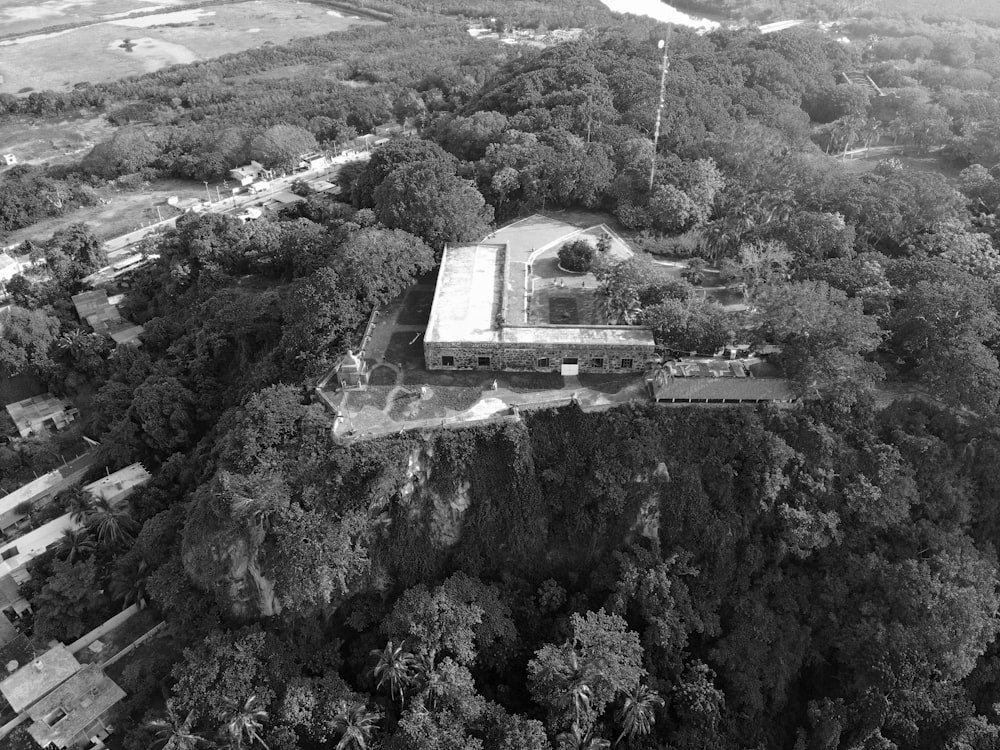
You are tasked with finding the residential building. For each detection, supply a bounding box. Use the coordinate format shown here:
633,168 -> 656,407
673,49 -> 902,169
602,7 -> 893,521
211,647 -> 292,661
82,463 -> 150,506
0,514 -> 79,582
70,289 -> 144,347
0,155 -> 15,167
0,644 -> 80,714
5,395 -> 79,439
229,160 -> 267,187
0,643 -> 125,749
0,253 -> 21,284
25,665 -> 125,749
297,152 -> 328,171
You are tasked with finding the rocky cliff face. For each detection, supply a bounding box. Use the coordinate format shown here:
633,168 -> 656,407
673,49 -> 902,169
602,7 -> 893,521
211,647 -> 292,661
181,407 -> 720,618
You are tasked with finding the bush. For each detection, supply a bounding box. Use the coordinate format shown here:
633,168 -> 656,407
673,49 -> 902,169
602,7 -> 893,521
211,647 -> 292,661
557,239 -> 595,273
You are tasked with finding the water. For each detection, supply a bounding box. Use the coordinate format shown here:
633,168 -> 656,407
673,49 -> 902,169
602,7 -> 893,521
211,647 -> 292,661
599,0 -> 721,32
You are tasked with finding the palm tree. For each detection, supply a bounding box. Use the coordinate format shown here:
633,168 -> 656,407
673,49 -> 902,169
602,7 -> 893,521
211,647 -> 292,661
57,527 -> 96,563
558,723 -> 611,750
65,486 -> 93,524
109,554 -> 150,608
219,695 -> 269,750
330,701 -> 382,750
615,684 -> 664,746
145,702 -> 209,750
371,641 -> 418,708
84,496 -> 139,547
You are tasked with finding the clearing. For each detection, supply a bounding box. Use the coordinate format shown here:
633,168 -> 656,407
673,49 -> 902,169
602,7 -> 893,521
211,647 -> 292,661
0,0 -> 383,95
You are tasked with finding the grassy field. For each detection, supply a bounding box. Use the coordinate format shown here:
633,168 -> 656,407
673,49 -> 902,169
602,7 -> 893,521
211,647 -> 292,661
0,0 -> 382,95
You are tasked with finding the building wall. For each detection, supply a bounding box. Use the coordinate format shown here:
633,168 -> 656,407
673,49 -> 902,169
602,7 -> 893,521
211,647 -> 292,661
424,340 -> 653,372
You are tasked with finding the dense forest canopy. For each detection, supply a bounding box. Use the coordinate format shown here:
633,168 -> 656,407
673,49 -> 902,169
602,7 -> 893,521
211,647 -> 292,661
4,1 -> 1000,749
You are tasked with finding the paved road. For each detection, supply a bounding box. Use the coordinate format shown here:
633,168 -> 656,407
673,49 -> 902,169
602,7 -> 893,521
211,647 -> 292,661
99,156 -> 366,263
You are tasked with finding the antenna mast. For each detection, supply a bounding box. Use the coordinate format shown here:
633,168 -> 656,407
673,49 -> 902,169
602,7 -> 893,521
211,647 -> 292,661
649,26 -> 673,192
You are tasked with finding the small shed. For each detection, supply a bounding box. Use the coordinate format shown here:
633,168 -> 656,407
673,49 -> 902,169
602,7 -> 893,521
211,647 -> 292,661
336,350 -> 367,389
1,154 -> 15,166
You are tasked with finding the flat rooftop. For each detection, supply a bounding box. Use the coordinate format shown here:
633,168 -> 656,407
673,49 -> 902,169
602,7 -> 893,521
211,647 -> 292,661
425,215 -> 654,348
0,643 -> 80,712
425,243 -> 504,344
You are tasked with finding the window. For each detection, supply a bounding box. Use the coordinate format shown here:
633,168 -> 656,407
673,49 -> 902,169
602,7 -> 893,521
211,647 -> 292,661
441,356 -> 454,367
1,547 -> 17,561
536,357 -> 550,369
590,358 -> 604,369
477,356 -> 491,368
563,357 -> 578,365
620,358 -> 633,370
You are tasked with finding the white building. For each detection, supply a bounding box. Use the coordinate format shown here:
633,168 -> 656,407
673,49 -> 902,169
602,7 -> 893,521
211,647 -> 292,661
83,463 -> 151,506
0,253 -> 21,284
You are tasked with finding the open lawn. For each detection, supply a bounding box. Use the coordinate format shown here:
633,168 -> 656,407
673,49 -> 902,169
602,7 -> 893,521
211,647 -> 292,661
1,177 -> 209,246
0,0 -> 382,95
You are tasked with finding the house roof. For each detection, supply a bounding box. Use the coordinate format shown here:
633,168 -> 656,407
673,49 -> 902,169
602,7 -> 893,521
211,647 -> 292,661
5,394 -> 78,438
26,665 -> 126,749
0,644 -> 81,713
425,243 -> 504,344
0,514 -> 81,579
0,470 -> 62,526
83,463 -> 151,505
70,290 -> 110,321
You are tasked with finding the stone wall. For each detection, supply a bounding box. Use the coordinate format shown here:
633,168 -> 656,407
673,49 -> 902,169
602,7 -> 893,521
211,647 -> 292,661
424,339 -> 653,372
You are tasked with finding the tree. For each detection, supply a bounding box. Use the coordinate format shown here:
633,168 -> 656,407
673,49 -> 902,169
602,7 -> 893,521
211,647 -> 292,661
330,700 -> 382,750
374,159 -> 493,249
80,126 -> 161,178
558,239 -> 596,273
145,701 -> 210,750
372,641 -> 418,707
0,305 -> 59,375
57,527 -> 95,563
529,611 -> 644,732
615,684 -> 663,746
249,125 -> 317,169
32,557 -> 108,642
353,138 -> 455,208
172,630 -> 273,725
84,496 -> 139,547
220,695 -> 270,750
109,550 -> 150,608
44,223 -> 106,283
754,280 -> 884,397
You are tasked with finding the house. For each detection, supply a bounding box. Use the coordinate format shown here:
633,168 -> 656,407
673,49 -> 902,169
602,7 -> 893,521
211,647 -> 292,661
0,253 -> 21,284
70,290 -> 144,347
82,463 -> 150,506
1,154 -> 15,167
229,160 -> 267,187
373,123 -> 403,137
25,664 -> 125,749
0,452 -> 97,537
297,152 -> 328,171
0,514 -> 80,583
0,644 -> 80,713
5,394 -> 79,439
0,644 -> 125,749
423,217 -> 655,373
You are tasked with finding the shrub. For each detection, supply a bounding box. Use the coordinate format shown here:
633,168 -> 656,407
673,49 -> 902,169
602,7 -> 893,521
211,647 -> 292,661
558,239 -> 595,273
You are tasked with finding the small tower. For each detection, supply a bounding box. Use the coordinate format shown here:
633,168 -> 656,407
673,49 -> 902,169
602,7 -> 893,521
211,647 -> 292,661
336,349 -> 367,389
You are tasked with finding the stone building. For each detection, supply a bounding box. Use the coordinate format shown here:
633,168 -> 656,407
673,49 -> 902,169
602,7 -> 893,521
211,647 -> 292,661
424,220 -> 655,373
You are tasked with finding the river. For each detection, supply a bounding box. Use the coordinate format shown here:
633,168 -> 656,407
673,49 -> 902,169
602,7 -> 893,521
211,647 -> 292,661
598,0 -> 722,31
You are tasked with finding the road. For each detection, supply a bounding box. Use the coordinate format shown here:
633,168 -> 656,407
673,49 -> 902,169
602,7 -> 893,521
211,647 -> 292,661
101,155 -> 366,261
